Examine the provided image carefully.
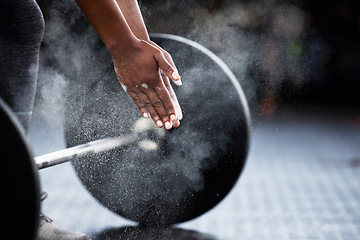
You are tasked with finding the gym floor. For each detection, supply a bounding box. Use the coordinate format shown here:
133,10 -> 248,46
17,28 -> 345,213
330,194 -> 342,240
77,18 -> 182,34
28,105 -> 360,240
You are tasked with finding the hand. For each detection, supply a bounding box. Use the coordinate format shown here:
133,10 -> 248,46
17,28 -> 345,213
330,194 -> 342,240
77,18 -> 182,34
148,41 -> 182,128
160,70 -> 182,128
113,39 -> 182,129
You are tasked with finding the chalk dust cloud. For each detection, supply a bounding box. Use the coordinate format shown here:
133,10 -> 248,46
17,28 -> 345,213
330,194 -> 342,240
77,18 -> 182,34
34,0 -> 329,224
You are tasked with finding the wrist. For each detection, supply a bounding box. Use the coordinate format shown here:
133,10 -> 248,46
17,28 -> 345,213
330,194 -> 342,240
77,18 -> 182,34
108,34 -> 139,60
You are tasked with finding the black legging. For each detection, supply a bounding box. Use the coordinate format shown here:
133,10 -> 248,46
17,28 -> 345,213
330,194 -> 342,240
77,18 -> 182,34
0,0 -> 44,132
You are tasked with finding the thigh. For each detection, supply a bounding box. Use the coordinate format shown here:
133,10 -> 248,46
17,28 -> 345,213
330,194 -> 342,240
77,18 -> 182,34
0,0 -> 44,132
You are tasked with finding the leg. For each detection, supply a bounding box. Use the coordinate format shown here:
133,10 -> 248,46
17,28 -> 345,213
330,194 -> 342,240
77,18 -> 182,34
0,0 -> 44,132
0,2 -> 91,239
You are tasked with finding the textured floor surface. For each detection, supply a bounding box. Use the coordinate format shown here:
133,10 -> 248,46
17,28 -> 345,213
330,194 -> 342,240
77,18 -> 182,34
28,106 -> 360,240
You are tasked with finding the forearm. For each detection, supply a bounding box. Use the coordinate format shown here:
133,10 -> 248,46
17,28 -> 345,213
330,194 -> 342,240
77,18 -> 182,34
115,0 -> 150,41
75,0 -> 182,128
75,0 -> 137,58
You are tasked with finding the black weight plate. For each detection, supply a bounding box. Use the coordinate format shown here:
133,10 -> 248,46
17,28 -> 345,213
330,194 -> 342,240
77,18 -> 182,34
65,34 -> 250,226
0,98 -> 40,239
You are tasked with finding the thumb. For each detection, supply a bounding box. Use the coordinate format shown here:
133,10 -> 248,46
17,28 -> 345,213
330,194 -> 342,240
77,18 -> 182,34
155,52 -> 182,86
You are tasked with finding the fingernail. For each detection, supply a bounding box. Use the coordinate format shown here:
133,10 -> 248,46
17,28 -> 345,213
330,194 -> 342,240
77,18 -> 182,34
156,120 -> 163,128
175,120 -> 180,128
143,112 -> 149,118
172,71 -> 181,80
170,114 -> 177,122
174,79 -> 182,86
165,121 -> 172,130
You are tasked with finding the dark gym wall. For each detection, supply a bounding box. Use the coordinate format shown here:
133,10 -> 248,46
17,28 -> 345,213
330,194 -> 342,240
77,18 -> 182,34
36,0 -> 360,110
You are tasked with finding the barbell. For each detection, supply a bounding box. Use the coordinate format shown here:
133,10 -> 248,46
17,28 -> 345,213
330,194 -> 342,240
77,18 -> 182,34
64,34 -> 250,226
35,117 -> 165,170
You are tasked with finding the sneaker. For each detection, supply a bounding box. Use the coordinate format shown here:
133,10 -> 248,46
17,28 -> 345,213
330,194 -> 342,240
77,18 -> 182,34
37,193 -> 91,240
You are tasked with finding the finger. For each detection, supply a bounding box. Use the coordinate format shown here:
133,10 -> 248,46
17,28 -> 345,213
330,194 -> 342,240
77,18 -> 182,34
163,51 -> 177,71
172,120 -> 180,128
154,51 -> 182,86
149,42 -> 178,71
126,90 -> 150,119
135,90 -> 164,128
161,73 -> 183,120
150,87 -> 174,130
153,83 -> 177,129
144,88 -> 173,129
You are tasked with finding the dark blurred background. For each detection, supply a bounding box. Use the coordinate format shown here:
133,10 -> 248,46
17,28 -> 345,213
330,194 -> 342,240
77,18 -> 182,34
37,0 -> 360,116
138,0 -> 360,116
